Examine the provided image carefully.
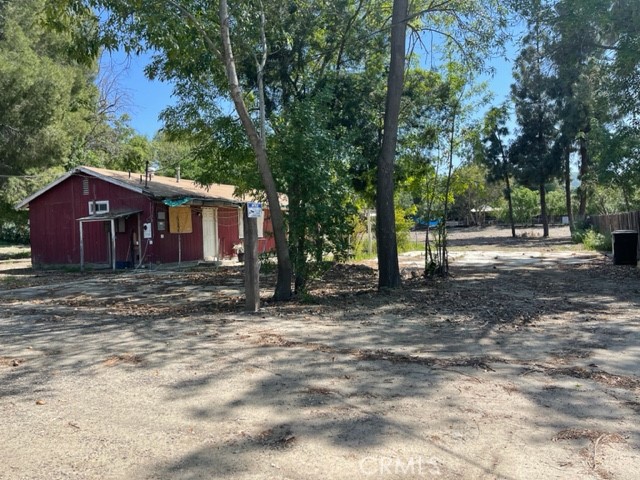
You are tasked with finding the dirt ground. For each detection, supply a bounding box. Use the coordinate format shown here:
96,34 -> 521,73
1,226 -> 639,479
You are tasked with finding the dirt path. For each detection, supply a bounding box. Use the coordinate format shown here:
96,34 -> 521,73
1,227 -> 639,479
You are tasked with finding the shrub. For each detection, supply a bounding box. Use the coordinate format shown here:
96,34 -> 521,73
0,222 -> 30,244
258,250 -> 277,274
576,228 -> 611,251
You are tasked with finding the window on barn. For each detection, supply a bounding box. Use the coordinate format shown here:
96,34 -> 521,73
88,200 -> 109,215
82,178 -> 89,195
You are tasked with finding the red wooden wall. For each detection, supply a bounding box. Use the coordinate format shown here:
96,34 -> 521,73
29,173 -> 150,267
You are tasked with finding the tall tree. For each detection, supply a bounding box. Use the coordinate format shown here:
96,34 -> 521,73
548,0 -> 606,222
0,0 -> 112,239
50,0 -> 511,292
376,0 -> 407,289
510,2 -> 560,237
218,0 -> 292,300
546,0 -> 640,214
0,0 -> 99,178
478,104 -> 517,237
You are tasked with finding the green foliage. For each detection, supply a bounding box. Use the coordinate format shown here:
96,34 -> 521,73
1,166 -> 68,243
0,222 -> 29,244
476,104 -> 512,182
449,162 -> 501,224
397,65 -> 491,221
595,125 -> 640,211
515,0 -> 640,216
574,228 -> 611,252
271,92 -> 357,293
545,188 -> 567,217
395,203 -> 416,252
348,208 -> 376,260
0,0 -> 151,240
510,4 -> 565,235
510,22 -> 560,191
44,0 -> 515,290
258,249 -> 277,274
0,0 -> 100,178
113,134 -> 151,173
497,186 -> 539,224
397,238 -> 423,254
588,183 -> 636,215
151,132 -> 199,180
474,103 -> 518,230
0,243 -> 30,260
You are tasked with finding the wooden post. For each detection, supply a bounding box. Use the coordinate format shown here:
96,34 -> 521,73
243,205 -> 260,312
79,221 -> 84,272
110,218 -> 116,270
136,213 -> 142,268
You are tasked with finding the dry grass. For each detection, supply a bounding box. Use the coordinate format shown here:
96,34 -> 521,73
552,429 -> 625,443
103,353 -> 144,367
304,386 -> 336,396
0,356 -> 23,367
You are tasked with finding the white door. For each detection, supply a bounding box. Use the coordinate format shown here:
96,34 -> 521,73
202,207 -> 218,260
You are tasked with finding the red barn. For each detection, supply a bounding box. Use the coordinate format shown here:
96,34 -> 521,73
16,166 -> 276,269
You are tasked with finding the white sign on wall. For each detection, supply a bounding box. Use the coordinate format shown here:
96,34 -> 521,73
143,222 -> 152,239
247,202 -> 262,218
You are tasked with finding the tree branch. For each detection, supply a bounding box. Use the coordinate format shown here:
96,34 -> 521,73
167,0 -> 222,60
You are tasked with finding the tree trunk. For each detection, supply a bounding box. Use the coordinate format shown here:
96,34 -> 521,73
504,173 -> 516,238
219,0 -> 292,300
440,99 -> 460,276
294,232 -> 307,294
563,145 -> 575,233
499,144 -> 516,238
577,134 -> 589,218
539,183 -> 549,237
376,0 -> 407,289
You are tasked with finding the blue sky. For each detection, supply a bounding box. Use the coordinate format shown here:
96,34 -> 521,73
100,50 -> 175,138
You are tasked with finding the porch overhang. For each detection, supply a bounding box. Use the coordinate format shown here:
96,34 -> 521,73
77,210 -> 143,271
76,209 -> 143,223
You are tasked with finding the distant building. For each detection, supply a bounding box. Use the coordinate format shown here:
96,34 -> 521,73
16,166 -> 276,269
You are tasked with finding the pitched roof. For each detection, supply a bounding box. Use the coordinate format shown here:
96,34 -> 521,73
16,166 -> 275,209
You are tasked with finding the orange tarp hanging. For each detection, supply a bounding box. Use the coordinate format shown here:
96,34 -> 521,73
169,206 -> 193,233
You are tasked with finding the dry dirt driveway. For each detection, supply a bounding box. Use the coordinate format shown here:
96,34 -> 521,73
1,226 -> 639,479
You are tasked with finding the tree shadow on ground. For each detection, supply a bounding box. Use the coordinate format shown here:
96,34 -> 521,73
1,249 -> 638,479
446,225 -> 576,249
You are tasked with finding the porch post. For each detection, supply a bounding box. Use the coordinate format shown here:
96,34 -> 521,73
110,218 -> 116,270
137,213 -> 142,268
79,221 -> 84,272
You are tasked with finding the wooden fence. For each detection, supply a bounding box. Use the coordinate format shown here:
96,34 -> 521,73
591,211 -> 640,236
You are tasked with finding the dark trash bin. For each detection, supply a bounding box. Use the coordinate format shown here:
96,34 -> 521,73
612,230 -> 638,266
